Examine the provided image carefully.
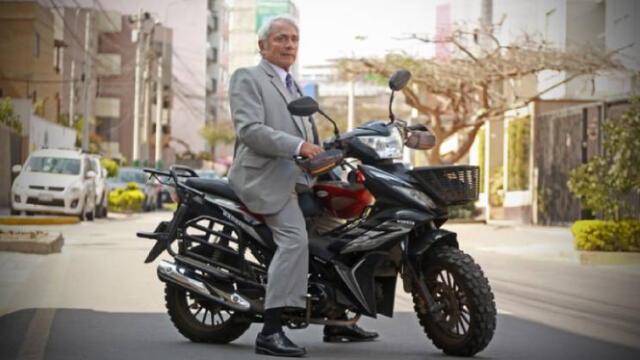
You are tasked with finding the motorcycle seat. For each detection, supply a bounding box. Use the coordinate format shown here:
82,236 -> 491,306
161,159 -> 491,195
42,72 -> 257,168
184,178 -> 241,203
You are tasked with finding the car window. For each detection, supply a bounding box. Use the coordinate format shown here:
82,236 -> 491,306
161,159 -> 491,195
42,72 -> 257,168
116,170 -> 147,184
195,170 -> 219,179
90,158 -> 101,176
26,156 -> 81,175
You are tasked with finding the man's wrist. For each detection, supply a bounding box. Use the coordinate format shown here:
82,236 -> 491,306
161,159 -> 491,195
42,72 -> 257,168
294,140 -> 304,156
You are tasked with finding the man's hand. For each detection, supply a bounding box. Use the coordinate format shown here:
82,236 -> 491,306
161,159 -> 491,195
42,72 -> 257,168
300,142 -> 323,158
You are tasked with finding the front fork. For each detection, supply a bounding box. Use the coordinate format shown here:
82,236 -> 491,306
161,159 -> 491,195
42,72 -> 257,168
401,238 -> 445,321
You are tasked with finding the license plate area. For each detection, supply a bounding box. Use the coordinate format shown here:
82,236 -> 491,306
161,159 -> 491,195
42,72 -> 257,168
38,193 -> 54,202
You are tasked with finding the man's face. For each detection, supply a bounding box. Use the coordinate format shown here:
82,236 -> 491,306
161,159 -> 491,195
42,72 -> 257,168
259,20 -> 298,71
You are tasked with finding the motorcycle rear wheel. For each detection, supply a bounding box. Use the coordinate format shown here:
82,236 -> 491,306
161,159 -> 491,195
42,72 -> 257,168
412,246 -> 496,357
165,284 -> 251,343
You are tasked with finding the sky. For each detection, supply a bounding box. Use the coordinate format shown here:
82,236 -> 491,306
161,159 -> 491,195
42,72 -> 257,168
295,0 -> 441,66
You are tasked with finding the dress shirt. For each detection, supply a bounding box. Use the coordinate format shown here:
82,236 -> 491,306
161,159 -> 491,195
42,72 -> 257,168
265,61 -> 305,156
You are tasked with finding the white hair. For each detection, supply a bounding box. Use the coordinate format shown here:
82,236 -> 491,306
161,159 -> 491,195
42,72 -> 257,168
257,14 -> 299,43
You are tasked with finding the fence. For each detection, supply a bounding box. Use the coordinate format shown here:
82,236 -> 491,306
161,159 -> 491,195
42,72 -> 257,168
533,99 -> 638,225
0,123 -> 24,209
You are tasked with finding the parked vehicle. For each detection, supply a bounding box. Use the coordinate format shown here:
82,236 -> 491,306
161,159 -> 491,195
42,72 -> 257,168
107,167 -> 160,211
89,155 -> 109,218
138,70 -> 496,357
194,169 -> 221,180
11,148 -> 97,220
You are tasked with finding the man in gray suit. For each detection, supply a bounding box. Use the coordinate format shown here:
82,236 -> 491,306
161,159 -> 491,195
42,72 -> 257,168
228,15 -> 377,357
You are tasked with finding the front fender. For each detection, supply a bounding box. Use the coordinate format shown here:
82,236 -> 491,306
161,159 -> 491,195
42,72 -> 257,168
408,228 -> 459,258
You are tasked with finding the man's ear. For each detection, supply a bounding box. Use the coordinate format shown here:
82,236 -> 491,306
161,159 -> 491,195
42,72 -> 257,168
258,40 -> 266,54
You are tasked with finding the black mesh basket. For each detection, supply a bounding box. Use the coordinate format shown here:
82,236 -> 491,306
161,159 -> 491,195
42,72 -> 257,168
409,165 -> 480,206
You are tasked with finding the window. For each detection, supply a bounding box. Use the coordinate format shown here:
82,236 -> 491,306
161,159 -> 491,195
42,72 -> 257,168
26,157 -> 81,175
34,32 -> 40,57
544,8 -> 557,42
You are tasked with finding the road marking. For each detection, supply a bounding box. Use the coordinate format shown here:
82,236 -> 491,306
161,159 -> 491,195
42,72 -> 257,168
498,309 -> 513,315
17,308 -> 56,360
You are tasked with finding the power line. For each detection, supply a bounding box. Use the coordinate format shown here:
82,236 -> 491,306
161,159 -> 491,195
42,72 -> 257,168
0,76 -> 82,84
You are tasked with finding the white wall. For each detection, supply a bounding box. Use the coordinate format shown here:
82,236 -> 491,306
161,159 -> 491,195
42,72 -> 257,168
28,116 -> 77,153
595,0 -> 640,98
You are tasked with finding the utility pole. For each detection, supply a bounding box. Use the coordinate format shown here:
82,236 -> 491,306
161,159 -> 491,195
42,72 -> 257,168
142,57 -> 151,162
155,55 -> 163,168
132,9 -> 144,165
81,10 -> 93,151
141,24 -> 156,164
69,59 -> 75,125
347,79 -> 355,131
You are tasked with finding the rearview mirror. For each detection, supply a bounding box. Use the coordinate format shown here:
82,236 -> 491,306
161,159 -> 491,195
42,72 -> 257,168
389,70 -> 411,91
12,164 -> 22,173
86,170 -> 96,179
405,130 -> 436,150
288,96 -> 319,117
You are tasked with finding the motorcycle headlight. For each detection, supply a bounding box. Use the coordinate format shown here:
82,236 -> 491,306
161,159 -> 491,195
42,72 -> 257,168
359,126 -> 404,159
393,185 -> 436,209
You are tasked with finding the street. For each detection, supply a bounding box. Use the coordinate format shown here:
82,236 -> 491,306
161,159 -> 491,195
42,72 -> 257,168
1,212 -> 639,359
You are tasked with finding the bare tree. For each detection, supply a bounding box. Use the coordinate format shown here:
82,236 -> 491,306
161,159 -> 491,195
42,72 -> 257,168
338,26 -> 626,165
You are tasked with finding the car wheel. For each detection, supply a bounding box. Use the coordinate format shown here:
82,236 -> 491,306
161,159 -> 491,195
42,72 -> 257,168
79,197 -> 87,221
87,205 -> 95,221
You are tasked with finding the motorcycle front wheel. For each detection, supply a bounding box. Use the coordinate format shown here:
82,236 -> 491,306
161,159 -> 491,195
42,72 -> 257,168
412,246 -> 496,357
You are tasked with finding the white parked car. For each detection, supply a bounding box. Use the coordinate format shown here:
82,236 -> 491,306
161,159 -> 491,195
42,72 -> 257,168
89,155 -> 109,218
11,148 -> 97,220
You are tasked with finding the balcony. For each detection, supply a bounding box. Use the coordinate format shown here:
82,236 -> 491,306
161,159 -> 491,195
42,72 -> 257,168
96,54 -> 121,76
95,97 -> 120,118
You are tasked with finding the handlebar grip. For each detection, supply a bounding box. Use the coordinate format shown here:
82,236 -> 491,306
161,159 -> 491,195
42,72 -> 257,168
294,149 -> 344,176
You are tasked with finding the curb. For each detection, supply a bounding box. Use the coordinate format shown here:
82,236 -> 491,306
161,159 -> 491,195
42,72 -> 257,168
447,219 -> 487,224
0,216 -> 80,225
0,232 -> 64,254
579,251 -> 640,265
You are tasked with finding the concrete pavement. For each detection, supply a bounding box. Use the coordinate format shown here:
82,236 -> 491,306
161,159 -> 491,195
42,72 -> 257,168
0,212 -> 639,359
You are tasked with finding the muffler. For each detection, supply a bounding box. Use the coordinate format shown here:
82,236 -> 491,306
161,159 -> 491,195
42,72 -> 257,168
157,260 -> 252,312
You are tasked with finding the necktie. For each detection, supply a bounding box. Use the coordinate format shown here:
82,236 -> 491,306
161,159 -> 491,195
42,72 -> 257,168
285,73 -> 296,97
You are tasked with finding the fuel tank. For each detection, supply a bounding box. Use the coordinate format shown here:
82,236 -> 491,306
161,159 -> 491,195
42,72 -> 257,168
313,170 -> 373,219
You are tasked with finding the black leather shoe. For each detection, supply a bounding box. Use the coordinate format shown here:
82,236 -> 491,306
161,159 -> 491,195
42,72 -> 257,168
323,323 -> 379,342
256,331 -> 306,357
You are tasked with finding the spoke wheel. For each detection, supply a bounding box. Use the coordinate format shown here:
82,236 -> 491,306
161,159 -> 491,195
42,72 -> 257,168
412,246 -> 496,357
165,285 -> 250,344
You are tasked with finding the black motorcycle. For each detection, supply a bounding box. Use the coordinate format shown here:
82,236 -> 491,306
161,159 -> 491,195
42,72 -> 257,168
139,70 -> 496,357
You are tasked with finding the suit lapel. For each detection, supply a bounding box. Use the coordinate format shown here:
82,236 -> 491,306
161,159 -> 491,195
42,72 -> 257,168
259,60 -> 306,137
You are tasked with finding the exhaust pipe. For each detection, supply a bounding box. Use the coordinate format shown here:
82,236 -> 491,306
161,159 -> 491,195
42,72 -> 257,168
157,260 -> 252,312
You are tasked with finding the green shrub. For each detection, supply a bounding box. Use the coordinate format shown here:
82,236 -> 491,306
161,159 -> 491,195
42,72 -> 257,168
448,202 -> 479,219
101,158 -> 119,178
571,220 -> 640,252
0,97 -> 22,133
507,116 -> 530,191
489,166 -> 504,207
108,182 -> 145,212
568,97 -> 640,220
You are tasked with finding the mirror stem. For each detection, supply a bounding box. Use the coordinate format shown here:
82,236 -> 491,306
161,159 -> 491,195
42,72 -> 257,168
318,109 -> 341,140
388,90 -> 395,123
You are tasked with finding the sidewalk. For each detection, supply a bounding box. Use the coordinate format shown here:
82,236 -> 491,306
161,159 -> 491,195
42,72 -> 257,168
447,222 -> 640,267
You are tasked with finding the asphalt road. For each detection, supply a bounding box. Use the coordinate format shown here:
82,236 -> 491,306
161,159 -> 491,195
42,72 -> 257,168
1,212 -> 639,359
1,309 -> 638,360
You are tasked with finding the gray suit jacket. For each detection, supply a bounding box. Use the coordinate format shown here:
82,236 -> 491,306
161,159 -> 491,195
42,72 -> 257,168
227,59 -> 317,215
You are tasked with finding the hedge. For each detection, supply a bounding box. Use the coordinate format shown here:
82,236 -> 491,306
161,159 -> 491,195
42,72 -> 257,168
571,220 -> 640,252
108,182 -> 145,212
